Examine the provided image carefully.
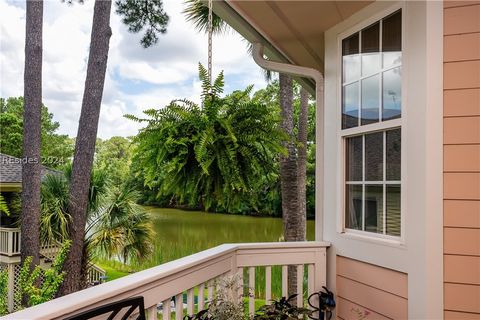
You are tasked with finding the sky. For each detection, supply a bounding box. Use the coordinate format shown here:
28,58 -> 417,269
0,0 -> 268,139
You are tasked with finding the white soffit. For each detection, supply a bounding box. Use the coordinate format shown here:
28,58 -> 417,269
226,0 -> 374,72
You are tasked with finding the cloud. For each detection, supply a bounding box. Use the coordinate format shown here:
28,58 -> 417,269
0,0 -> 267,139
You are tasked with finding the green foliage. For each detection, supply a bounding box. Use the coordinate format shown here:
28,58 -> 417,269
183,0 -> 228,34
1,192 -> 21,227
0,269 -> 8,316
0,97 -> 73,167
0,194 -> 9,216
94,136 -> 133,186
40,164 -> 108,243
88,186 -> 155,264
126,64 -> 286,212
40,174 -> 71,243
40,166 -> 154,265
252,81 -> 317,218
254,295 -> 311,320
15,240 -> 71,309
184,274 -> 244,320
116,0 -> 169,48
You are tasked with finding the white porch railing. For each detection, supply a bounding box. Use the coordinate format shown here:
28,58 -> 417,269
0,227 -> 61,259
4,241 -> 329,320
0,227 -> 21,256
87,263 -> 106,284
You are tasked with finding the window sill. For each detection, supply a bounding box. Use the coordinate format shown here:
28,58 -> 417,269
339,230 -> 407,249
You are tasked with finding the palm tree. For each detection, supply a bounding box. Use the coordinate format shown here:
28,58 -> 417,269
0,195 -> 9,216
40,166 -> 108,245
21,0 -> 43,268
40,167 -> 154,285
88,186 -> 153,264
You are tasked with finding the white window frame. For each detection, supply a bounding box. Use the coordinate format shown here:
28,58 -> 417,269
336,4 -> 405,243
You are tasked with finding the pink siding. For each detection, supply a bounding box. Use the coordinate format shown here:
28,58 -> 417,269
443,1 -> 480,318
336,256 -> 407,319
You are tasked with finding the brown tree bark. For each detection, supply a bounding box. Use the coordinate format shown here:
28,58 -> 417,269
58,0 -> 112,296
21,0 -> 43,268
279,74 -> 301,298
297,87 -> 308,242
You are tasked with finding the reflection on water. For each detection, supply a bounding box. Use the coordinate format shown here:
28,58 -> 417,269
133,207 -> 315,269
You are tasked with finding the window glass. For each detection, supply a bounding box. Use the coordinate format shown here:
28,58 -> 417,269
361,22 -> 380,76
344,129 -> 401,237
361,75 -> 380,125
346,136 -> 363,181
383,67 -> 402,120
342,82 -> 359,129
342,10 -> 402,238
386,129 -> 401,180
386,185 -> 401,236
365,185 -> 383,233
342,33 -> 360,83
365,132 -> 383,181
382,11 -> 402,68
346,185 -> 363,230
342,9 -> 402,128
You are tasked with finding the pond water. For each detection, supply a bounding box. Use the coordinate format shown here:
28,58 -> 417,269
132,207 -> 315,270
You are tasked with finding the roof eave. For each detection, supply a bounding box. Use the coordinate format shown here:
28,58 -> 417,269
212,0 -> 317,94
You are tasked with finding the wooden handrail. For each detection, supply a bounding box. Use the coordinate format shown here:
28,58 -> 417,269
3,241 -> 329,320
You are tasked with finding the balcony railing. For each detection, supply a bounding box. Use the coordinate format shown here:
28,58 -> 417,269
0,227 -> 61,259
0,227 -> 20,256
4,241 -> 329,320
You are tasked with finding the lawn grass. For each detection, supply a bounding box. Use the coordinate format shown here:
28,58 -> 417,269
95,259 -> 133,281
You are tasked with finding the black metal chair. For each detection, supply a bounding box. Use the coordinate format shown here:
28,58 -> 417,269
64,296 -> 147,320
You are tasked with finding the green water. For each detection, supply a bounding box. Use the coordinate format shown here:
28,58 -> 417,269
133,207 -> 315,270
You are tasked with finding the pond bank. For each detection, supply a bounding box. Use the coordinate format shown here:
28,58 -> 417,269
99,207 -> 315,280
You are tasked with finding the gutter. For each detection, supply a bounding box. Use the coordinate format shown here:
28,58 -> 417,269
252,43 -> 325,241
211,0 -> 316,95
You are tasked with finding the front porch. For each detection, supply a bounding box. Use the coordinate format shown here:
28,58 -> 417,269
4,241 -> 329,319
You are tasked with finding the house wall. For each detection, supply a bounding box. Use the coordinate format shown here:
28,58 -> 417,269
336,256 -> 407,320
323,1 -> 444,318
443,1 -> 480,319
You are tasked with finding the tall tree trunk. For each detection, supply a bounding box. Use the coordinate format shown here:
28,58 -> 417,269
21,0 -> 43,269
279,74 -> 300,298
58,0 -> 112,296
297,87 -> 308,242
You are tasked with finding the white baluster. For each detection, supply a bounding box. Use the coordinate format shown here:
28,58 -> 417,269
307,264 -> 314,309
147,305 -> 156,320
282,265 -> 288,298
265,266 -> 272,305
237,267 -> 244,302
187,288 -> 194,315
175,293 -> 183,320
162,298 -> 171,320
198,283 -> 205,311
296,265 -> 303,308
207,280 -> 214,303
7,230 -> 12,256
248,266 -> 255,317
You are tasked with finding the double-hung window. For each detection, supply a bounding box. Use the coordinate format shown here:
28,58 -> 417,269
341,10 -> 402,237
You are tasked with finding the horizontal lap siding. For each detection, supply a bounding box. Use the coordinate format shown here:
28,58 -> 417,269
336,297 -> 391,320
336,256 -> 407,319
444,89 -> 480,117
444,2 -> 480,318
444,200 -> 480,228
